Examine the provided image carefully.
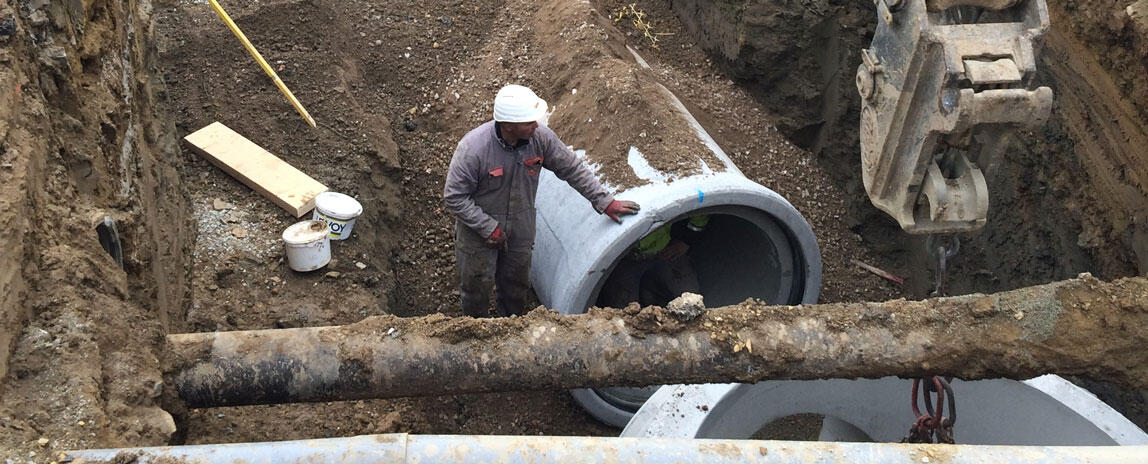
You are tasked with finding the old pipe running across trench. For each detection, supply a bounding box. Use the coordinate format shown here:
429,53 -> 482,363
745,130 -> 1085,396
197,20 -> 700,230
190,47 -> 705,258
166,277 -> 1148,443
81,277 -> 1148,460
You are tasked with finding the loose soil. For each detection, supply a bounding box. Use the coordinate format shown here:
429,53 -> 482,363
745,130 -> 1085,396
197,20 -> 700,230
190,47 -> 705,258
0,0 -> 1145,459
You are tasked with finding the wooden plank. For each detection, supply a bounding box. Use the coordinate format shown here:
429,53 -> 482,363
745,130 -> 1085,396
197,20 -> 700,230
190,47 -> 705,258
184,122 -> 326,217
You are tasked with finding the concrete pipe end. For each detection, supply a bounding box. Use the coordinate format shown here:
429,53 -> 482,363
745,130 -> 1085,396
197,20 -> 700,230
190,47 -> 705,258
532,172 -> 822,428
622,376 -> 1148,446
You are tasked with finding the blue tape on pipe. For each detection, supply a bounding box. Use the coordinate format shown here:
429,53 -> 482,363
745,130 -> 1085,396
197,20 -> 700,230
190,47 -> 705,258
697,190 -> 704,203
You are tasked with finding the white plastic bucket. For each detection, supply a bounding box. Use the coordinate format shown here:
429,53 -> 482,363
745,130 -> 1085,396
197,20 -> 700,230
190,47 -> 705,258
312,192 -> 363,241
283,220 -> 331,272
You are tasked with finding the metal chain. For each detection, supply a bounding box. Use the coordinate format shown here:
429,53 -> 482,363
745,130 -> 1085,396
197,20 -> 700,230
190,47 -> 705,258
926,235 -> 960,297
903,235 -> 961,443
901,377 -> 957,444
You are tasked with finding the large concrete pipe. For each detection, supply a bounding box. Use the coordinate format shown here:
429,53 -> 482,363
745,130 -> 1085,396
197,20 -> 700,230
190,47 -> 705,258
531,78 -> 822,427
623,376 -> 1148,446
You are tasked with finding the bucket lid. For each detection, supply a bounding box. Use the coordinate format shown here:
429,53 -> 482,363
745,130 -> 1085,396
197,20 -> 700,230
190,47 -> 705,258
315,191 -> 364,220
283,220 -> 331,244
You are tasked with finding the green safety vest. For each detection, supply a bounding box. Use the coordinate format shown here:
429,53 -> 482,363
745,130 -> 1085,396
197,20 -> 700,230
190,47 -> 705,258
634,215 -> 709,256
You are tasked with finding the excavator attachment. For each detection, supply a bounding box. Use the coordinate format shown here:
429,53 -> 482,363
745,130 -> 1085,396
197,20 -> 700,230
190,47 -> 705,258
857,0 -> 1053,233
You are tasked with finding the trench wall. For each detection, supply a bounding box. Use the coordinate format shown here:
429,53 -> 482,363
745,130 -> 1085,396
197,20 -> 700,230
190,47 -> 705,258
0,0 -> 191,450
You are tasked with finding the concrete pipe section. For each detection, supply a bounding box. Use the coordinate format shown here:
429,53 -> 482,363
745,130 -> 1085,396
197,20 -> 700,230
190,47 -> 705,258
531,83 -> 821,427
623,376 -> 1148,446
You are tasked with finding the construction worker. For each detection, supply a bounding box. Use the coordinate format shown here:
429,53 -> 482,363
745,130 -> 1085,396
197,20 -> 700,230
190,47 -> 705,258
444,84 -> 641,317
599,215 -> 709,309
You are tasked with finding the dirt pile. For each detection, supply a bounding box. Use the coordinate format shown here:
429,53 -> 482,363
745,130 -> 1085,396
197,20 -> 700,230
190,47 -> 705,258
667,0 -> 871,171
532,0 -> 726,187
0,0 -> 192,458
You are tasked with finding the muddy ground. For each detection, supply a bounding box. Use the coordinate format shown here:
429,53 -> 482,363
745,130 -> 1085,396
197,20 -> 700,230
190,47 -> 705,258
0,0 -> 1145,459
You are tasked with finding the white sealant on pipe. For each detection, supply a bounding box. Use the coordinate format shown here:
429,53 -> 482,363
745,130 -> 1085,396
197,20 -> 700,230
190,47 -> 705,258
283,220 -> 332,272
313,191 -> 363,240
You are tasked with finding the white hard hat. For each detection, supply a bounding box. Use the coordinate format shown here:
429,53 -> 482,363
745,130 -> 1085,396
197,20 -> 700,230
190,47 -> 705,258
493,84 -> 549,124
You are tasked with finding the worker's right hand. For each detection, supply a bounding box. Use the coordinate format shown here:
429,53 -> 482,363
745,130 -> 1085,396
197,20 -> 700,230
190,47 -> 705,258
485,226 -> 508,250
604,200 -> 640,224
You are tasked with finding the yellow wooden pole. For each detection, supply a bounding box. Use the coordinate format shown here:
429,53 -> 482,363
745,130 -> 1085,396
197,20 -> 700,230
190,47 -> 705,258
207,0 -> 316,127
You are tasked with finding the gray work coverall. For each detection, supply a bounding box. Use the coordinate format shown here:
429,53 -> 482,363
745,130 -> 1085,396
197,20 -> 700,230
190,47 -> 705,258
443,121 -> 614,317
599,254 -> 700,309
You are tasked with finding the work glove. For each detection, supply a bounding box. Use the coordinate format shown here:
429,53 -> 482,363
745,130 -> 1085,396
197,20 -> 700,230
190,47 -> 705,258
485,226 -> 508,250
604,200 -> 640,224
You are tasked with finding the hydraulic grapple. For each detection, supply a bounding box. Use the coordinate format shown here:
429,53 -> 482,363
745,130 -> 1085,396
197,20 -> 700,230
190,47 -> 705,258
857,0 -> 1053,233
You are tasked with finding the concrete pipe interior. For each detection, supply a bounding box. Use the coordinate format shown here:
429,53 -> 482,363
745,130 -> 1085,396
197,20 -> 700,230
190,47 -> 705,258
593,206 -> 809,309
588,207 -> 809,415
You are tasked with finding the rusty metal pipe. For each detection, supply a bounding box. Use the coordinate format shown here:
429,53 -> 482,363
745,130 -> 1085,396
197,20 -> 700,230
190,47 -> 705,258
167,275 -> 1148,407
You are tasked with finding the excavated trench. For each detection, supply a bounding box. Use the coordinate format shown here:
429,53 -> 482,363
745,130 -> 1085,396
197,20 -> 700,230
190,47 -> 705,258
0,0 -> 1145,457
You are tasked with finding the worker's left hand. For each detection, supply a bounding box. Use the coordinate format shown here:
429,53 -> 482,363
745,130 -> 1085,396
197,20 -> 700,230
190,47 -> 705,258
485,226 -> 509,250
604,200 -> 640,224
